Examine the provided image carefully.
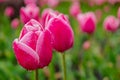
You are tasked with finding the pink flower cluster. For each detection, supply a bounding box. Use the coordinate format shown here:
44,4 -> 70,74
69,1 -> 120,34
7,0 -> 120,70
13,8 -> 74,70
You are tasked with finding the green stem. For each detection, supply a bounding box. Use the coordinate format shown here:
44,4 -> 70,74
35,69 -> 38,80
62,53 -> 67,80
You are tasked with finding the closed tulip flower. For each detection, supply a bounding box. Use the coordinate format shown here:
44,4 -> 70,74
103,16 -> 119,32
11,18 -> 20,29
94,0 -> 105,5
47,0 -> 59,8
20,4 -> 40,24
69,1 -> 81,17
4,6 -> 14,17
83,40 -> 90,50
108,0 -> 117,5
46,12 -> 74,52
0,0 -> 4,3
77,12 -> 96,34
13,19 -> 52,70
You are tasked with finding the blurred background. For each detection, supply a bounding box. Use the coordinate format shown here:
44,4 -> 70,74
0,0 -> 120,80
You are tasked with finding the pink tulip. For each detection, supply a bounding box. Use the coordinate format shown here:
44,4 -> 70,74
95,9 -> 102,22
104,5 -> 110,13
77,12 -> 96,34
20,4 -> 40,24
13,19 -> 52,70
117,7 -> 120,20
69,1 -> 81,17
47,0 -> 59,7
46,12 -> 74,52
4,6 -> 14,17
108,0 -> 117,5
88,0 -> 96,7
94,0 -> 105,5
83,40 -> 90,50
38,0 -> 47,7
0,0 -> 5,3
24,0 -> 37,5
11,18 -> 20,29
103,16 -> 119,32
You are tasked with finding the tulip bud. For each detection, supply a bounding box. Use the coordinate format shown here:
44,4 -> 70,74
69,1 -> 81,17
13,19 -> 52,70
46,13 -> 74,52
103,16 -> 119,32
95,9 -> 102,22
38,0 -> 47,7
77,12 -> 96,34
83,40 -> 90,50
94,0 -> 105,5
4,6 -> 14,17
11,18 -> 20,29
0,0 -> 4,3
20,4 -> 40,24
108,0 -> 116,5
47,0 -> 59,8
104,6 -> 110,13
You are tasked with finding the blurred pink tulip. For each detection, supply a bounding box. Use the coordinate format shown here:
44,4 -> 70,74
24,0 -> 37,5
83,40 -> 90,50
20,4 -> 40,24
77,12 -> 96,34
103,16 -> 119,32
95,9 -> 102,22
46,12 -> 74,52
41,8 -> 54,27
38,0 -> 47,7
13,19 -> 52,70
4,6 -> 14,17
69,1 -> 81,17
94,0 -> 106,5
11,18 -> 20,29
117,7 -> 120,20
108,0 -> 117,5
47,0 -> 59,7
88,0 -> 96,7
104,5 -> 110,13
0,0 -> 5,3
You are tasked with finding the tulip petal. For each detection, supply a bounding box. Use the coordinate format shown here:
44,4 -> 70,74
19,26 -> 27,39
20,31 -> 39,50
36,30 -> 52,68
13,39 -> 39,70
